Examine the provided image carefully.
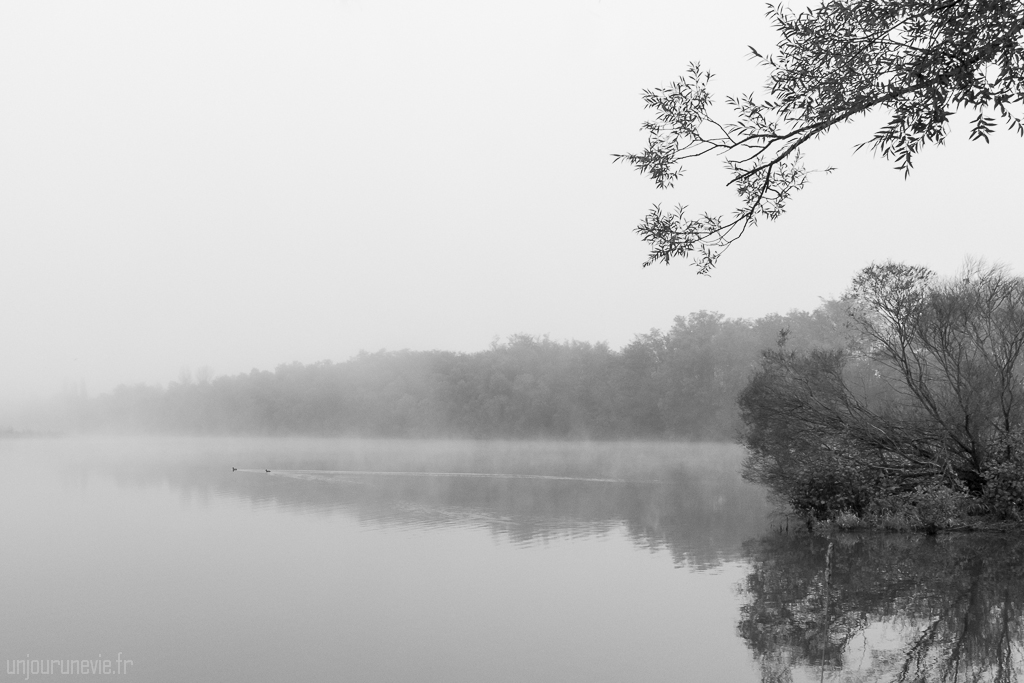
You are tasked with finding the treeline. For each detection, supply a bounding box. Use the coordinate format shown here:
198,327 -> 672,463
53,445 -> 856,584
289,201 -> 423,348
47,309 -> 845,439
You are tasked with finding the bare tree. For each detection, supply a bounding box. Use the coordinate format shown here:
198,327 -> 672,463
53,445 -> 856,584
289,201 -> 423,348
740,261 -> 1024,515
847,260 -> 1024,482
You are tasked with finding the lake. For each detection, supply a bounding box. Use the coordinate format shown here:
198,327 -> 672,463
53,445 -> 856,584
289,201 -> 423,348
1,437 -> 1020,682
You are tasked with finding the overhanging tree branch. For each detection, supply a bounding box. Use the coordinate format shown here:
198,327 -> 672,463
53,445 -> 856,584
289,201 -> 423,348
616,0 -> 1024,273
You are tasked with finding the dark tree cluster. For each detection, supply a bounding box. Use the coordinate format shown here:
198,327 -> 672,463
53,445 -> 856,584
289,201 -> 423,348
45,310 -> 843,440
740,261 -> 1024,526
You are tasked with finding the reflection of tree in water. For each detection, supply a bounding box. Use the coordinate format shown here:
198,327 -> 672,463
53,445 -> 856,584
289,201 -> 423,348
74,439 -> 772,568
618,466 -> 771,568
739,533 -> 1024,682
189,465 -> 768,567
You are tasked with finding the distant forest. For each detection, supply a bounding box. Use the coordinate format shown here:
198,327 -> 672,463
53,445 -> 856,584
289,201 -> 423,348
44,307 -> 848,439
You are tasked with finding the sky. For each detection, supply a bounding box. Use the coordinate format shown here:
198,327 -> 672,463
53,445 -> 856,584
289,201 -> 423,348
1,0 -> 1022,402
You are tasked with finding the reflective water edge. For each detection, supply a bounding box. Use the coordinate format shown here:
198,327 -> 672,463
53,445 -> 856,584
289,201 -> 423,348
0,437 -> 1020,682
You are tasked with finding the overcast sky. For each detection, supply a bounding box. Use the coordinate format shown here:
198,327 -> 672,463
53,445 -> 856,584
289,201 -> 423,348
1,0 -> 1022,401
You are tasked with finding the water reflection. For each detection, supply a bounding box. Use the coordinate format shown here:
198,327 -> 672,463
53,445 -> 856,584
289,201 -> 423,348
738,533 -> 1024,682
52,437 -> 773,567
1,437 -> 770,683
10,438 -> 1021,680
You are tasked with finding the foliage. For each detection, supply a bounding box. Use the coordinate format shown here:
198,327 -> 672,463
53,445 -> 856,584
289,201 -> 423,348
616,0 -> 1024,272
982,432 -> 1024,519
740,260 -> 1024,525
738,345 -> 901,516
788,463 -> 877,520
864,480 -> 978,530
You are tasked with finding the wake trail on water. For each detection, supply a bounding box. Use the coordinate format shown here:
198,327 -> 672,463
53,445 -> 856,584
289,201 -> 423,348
233,469 -> 656,484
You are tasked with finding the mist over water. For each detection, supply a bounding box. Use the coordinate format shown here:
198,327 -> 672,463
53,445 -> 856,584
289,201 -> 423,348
39,437 -> 773,565
3,436 -> 1020,681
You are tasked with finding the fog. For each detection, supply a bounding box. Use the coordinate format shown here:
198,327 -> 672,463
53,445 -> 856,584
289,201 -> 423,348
10,308 -> 849,436
2,0 -> 1022,407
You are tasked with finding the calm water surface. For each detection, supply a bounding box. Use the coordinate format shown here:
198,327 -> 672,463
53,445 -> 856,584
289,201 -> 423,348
0,437 -> 1020,682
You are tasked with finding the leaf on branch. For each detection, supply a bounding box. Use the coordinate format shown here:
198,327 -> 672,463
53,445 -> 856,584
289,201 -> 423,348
616,0 -> 1024,271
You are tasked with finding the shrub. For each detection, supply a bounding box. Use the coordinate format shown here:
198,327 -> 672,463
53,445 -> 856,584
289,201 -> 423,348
866,481 -> 975,531
982,454 -> 1024,521
790,470 -> 872,520
831,511 -> 866,530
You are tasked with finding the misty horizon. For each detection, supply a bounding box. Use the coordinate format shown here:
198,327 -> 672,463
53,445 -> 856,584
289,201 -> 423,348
4,1 -> 1022,414
34,303 -> 811,397
4,302 -> 851,437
